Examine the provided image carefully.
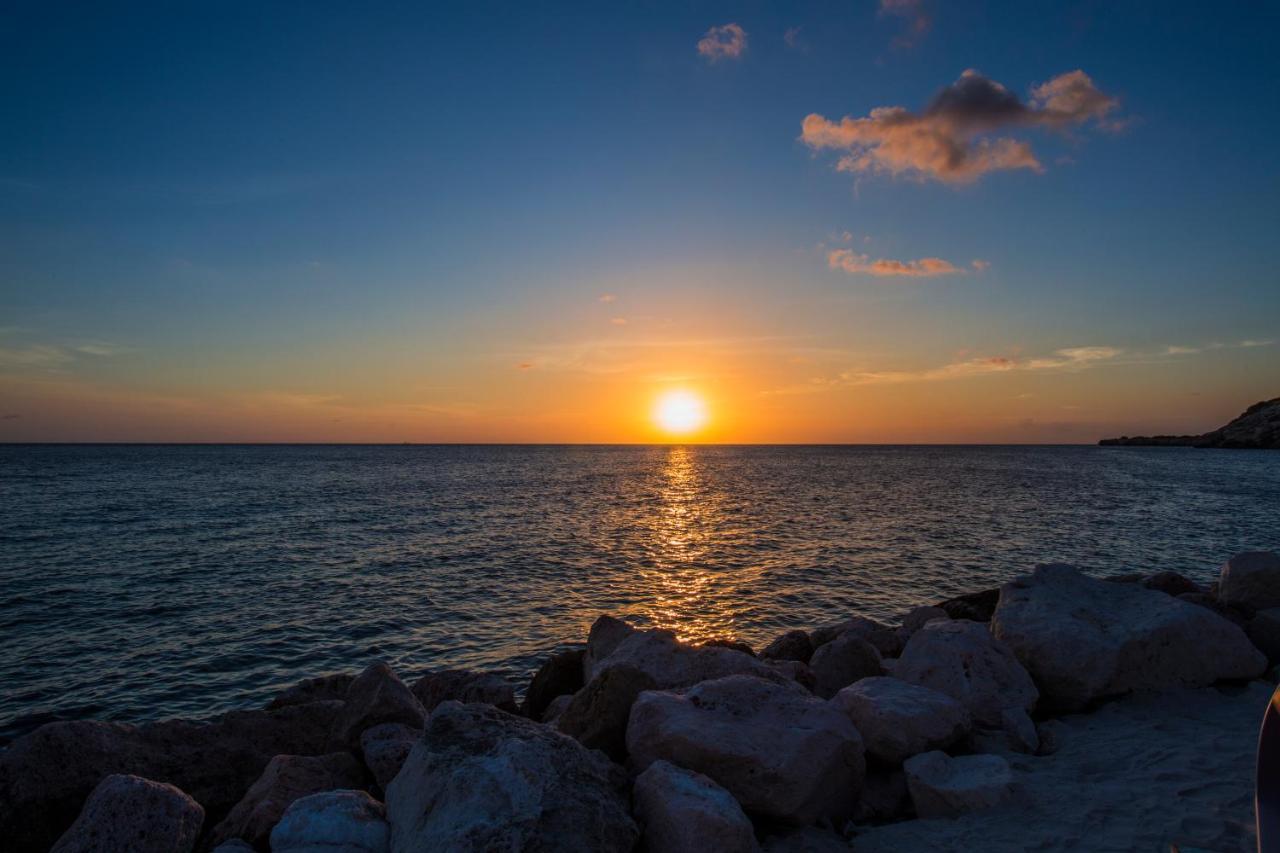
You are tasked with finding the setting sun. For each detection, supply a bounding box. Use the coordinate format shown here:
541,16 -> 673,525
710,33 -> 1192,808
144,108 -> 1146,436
653,390 -> 709,436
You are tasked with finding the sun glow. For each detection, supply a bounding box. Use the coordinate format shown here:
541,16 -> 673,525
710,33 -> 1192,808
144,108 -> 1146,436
653,390 -> 709,436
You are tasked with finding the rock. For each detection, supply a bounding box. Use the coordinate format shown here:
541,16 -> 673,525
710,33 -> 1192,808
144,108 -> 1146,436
809,633 -> 883,699
1219,551 -> 1280,610
1177,592 -> 1250,628
211,842 -> 255,852
702,638 -> 757,656
1034,719 -> 1067,756
583,615 -> 637,679
206,752 -> 367,849
894,620 -> 1037,727
410,669 -> 516,713
934,588 -> 1000,623
761,629 -> 814,663
334,663 -> 426,749
900,606 -> 949,635
627,674 -> 865,825
1142,571 -> 1203,597
1100,396 -> 1280,448
267,674 -> 355,710
852,768 -> 909,824
903,751 -> 1012,818
1000,706 -> 1039,754
50,774 -> 203,853
812,617 -> 902,658
359,723 -> 420,791
831,677 -> 970,765
765,659 -> 817,692
991,564 -> 1266,711
1248,608 -> 1280,662
520,649 -> 585,719
632,759 -> 759,853
542,694 -> 572,724
269,789 -> 389,853
386,701 -> 637,852
0,701 -> 345,853
556,664 -> 658,760
761,827 -> 851,852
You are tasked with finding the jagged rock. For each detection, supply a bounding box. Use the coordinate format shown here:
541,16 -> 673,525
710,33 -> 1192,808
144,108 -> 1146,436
0,701 -> 344,853
627,674 -> 865,825
761,629 -> 814,663
583,615 -> 637,679
903,751 -> 1012,818
520,649 -> 585,719
269,789 -> 389,853
267,674 -> 355,710
934,588 -> 1000,623
207,752 -> 366,850
1142,572 -> 1202,597
894,620 -> 1037,726
410,669 -> 516,713
1219,551 -> 1280,610
991,564 -> 1266,711
1248,608 -> 1280,662
359,723 -> 420,791
632,759 -> 759,853
542,694 -> 572,724
50,774 -> 203,853
386,701 -> 637,852
809,633 -> 883,699
334,663 -> 426,749
831,677 -> 970,765
556,664 -> 658,760
811,617 -> 902,658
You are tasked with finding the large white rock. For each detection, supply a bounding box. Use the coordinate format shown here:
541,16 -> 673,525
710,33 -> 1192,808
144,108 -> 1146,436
51,774 -> 204,853
903,751 -> 1012,818
991,564 -> 1266,710
830,677 -> 970,764
1219,551 -> 1280,610
269,789 -> 389,853
627,674 -> 865,825
894,620 -> 1037,726
386,701 -> 636,852
633,760 -> 760,853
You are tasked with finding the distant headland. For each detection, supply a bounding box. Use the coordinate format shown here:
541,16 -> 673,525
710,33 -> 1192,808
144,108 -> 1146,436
1100,397 -> 1280,449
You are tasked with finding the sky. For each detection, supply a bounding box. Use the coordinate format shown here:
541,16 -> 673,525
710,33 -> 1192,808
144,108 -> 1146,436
1,0 -> 1278,443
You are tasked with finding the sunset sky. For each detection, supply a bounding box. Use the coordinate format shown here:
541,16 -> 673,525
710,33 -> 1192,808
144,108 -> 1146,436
2,1 -> 1277,443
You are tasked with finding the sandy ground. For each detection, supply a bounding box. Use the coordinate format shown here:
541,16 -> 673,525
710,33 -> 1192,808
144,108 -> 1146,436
852,680 -> 1272,852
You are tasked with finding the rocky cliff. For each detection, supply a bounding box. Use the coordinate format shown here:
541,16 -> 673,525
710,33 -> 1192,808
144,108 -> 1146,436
1100,397 -> 1280,448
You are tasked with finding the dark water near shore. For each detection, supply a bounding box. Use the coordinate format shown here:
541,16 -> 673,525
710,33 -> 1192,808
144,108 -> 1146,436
2,444 -> 1279,742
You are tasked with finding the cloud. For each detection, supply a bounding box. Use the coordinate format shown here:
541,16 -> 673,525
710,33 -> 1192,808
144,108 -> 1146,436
801,69 -> 1119,184
0,339 -> 124,372
598,293 -> 616,303
783,26 -> 807,51
610,317 -> 628,326
1241,339 -> 1274,348
879,0 -> 932,47
698,23 -> 747,62
971,259 -> 991,271
828,249 -> 962,278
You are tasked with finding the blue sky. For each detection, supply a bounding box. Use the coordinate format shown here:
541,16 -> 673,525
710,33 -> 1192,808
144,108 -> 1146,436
1,1 -> 1277,441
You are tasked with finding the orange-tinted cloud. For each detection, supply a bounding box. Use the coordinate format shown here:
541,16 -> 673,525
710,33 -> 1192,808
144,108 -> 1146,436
697,23 -> 747,62
827,249 -> 961,277
879,0 -> 931,48
802,69 -> 1119,184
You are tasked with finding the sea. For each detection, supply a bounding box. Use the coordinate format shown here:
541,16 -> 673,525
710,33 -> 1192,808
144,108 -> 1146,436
2,444 -> 1278,743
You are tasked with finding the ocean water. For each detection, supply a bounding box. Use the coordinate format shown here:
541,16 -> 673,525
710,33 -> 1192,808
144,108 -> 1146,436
2,444 -> 1279,742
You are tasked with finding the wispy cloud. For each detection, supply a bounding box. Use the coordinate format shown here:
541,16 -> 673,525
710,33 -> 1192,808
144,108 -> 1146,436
697,23 -> 748,62
0,337 -> 127,372
783,26 -> 807,52
802,69 -> 1120,184
879,0 -> 932,48
827,249 -> 969,278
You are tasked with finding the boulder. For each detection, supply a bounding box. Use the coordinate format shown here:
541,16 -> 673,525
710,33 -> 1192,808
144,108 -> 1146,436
765,659 -> 817,692
556,664 -> 658,760
1141,571 -> 1203,597
0,701 -> 345,853
934,588 -> 1000,623
410,669 -> 516,713
269,789 -> 389,853
899,606 -> 949,635
1219,551 -> 1280,610
50,774 -> 203,853
542,694 -> 572,724
267,674 -> 355,710
702,638 -> 757,656
902,751 -> 1012,818
359,723 -> 420,791
811,617 -> 902,658
1000,706 -> 1039,754
206,752 -> 367,850
1248,608 -> 1280,662
830,677 -> 969,765
894,620 -> 1037,727
1177,592 -> 1250,628
852,768 -> 909,824
627,674 -> 865,825
632,760 -> 759,853
991,564 -> 1266,711
761,629 -> 814,663
334,663 -> 426,749
386,701 -> 637,852
583,615 -> 638,679
809,633 -> 883,699
520,649 -> 585,719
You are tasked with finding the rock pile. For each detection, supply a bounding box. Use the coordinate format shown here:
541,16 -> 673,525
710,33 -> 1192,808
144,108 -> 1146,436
2,551 -> 1276,852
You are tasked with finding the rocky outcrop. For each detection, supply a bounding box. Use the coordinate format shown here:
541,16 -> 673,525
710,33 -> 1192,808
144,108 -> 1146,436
557,664 -> 658,760
903,751 -> 1012,818
410,669 -> 516,713
1099,396 -> 1280,448
206,752 -> 367,850
627,675 -> 865,825
269,790 -> 389,853
934,588 -> 1000,622
831,677 -> 970,765
266,674 -> 355,710
334,663 -> 426,749
520,649 -> 585,719
811,616 -> 902,658
359,723 -> 420,791
991,564 -> 1266,710
761,629 -> 814,663
1219,551 -> 1280,610
894,620 -> 1037,726
385,701 -> 637,852
50,774 -> 204,853
808,633 -> 883,699
632,760 -> 760,853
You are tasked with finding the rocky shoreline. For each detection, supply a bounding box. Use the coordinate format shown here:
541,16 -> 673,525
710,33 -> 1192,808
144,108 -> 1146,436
4,552 -> 1280,852
1100,396 -> 1280,448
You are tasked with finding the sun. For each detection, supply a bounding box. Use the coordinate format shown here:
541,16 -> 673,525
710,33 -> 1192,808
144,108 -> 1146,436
653,390 -> 709,436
